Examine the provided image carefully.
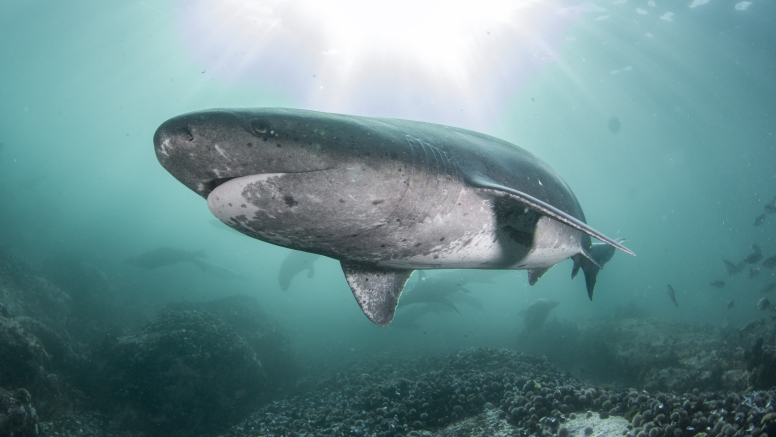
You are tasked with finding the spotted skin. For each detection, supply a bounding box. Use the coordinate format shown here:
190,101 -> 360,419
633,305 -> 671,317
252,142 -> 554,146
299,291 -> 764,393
154,108 -> 633,325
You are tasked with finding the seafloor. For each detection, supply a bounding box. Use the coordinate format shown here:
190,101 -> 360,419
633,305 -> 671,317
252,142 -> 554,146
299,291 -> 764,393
2,250 -> 776,437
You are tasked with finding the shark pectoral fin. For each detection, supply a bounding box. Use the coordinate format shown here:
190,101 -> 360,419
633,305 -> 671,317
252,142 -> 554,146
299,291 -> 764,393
528,267 -> 551,285
467,175 -> 635,256
340,261 -> 414,326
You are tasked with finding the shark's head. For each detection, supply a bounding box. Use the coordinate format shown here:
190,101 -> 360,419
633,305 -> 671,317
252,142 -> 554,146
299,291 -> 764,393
153,108 -> 341,198
153,108 -> 413,257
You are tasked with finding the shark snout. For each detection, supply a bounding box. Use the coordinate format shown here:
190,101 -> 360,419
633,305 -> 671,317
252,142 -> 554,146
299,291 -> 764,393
153,117 -> 195,157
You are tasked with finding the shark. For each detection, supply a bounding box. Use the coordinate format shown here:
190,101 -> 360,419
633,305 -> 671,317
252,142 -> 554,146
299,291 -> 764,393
126,247 -> 248,282
278,250 -> 320,291
398,272 -> 470,313
153,108 -> 634,326
125,248 -> 210,270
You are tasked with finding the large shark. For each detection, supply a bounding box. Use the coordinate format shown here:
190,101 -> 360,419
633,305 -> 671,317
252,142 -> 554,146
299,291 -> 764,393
154,108 -> 634,325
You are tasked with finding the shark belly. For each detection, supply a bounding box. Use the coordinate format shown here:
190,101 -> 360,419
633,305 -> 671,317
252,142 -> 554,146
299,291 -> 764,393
209,172 -> 580,271
379,208 -> 582,270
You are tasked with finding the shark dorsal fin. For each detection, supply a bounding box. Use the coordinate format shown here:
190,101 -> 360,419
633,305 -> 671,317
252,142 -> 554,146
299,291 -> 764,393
340,261 -> 414,326
467,174 -> 635,256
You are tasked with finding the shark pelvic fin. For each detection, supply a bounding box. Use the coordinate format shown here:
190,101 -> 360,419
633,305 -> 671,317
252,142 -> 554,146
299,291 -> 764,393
571,257 -> 581,280
528,267 -> 552,285
467,174 -> 635,256
340,261 -> 414,326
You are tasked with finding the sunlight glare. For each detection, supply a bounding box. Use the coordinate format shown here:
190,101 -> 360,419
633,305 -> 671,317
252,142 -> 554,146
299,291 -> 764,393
179,0 -> 567,126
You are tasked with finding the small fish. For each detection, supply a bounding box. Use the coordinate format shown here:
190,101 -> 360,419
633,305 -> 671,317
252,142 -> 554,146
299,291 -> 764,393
666,284 -> 679,308
755,213 -> 767,226
765,196 -> 776,214
723,259 -> 746,276
761,283 -> 776,293
757,297 -> 771,311
745,244 -> 763,264
727,299 -> 735,310
749,267 -> 761,279
709,280 -> 725,288
762,255 -> 776,269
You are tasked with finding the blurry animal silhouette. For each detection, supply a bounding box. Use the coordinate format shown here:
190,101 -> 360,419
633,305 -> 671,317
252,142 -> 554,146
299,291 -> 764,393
666,284 -> 679,308
519,298 -> 559,330
745,244 -> 762,264
278,251 -> 320,291
723,259 -> 745,276
126,248 -> 248,282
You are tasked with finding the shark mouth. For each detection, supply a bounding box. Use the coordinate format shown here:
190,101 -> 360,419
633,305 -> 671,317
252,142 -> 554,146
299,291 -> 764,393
200,168 -> 332,197
207,173 -> 292,228
204,176 -> 239,195
204,173 -> 292,198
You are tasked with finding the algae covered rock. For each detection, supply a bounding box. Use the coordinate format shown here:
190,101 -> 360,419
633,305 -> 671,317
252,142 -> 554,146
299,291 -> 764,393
0,315 -> 50,391
0,387 -> 39,437
168,294 -> 297,395
93,295 -> 293,435
0,252 -> 71,332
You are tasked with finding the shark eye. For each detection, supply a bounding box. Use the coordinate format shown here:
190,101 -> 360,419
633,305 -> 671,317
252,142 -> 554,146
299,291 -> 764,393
248,119 -> 273,137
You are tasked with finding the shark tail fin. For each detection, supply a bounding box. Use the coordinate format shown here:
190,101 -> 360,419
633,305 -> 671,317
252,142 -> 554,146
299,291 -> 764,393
578,241 -> 620,300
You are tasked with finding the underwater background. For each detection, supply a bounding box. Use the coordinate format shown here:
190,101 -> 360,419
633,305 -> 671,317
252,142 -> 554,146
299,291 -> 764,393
1,1 -> 775,436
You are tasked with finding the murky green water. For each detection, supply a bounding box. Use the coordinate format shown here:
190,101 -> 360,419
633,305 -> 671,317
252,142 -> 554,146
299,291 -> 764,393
1,0 -> 774,371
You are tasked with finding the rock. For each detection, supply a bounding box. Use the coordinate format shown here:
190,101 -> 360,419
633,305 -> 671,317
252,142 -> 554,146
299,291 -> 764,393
39,252 -> 118,344
92,306 -> 270,435
515,316 -> 759,392
746,336 -> 776,389
0,315 -> 50,390
167,294 -> 298,395
0,252 -> 71,331
0,387 -> 39,437
721,369 -> 750,391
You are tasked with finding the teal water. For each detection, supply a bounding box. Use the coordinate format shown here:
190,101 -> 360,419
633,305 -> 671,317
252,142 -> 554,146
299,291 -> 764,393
0,0 -> 774,365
